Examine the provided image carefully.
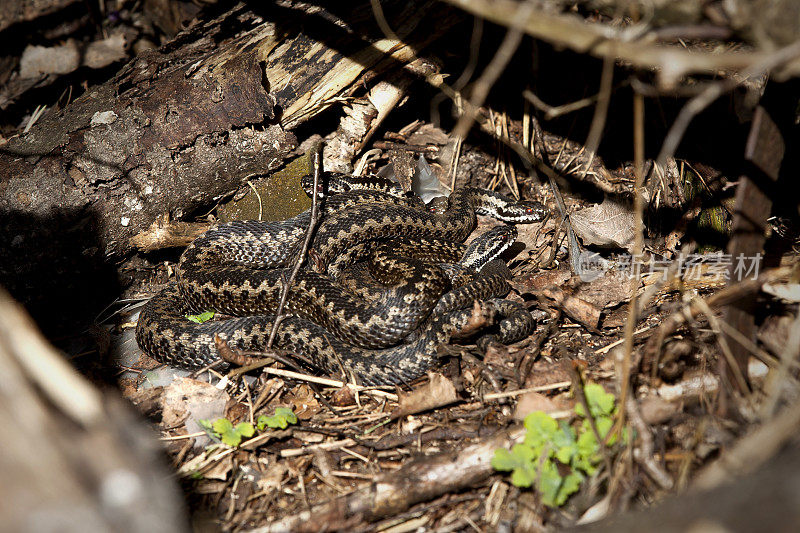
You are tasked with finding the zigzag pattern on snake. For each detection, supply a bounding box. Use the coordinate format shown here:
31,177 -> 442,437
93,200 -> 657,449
135,173 -> 548,385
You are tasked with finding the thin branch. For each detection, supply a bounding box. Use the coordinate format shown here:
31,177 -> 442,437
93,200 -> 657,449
615,92 -> 646,437
581,54 -> 615,177
626,395 -> 674,490
266,146 -> 323,348
451,1 -> 533,141
655,39 -> 800,171
523,80 -> 630,121
441,0 -> 800,85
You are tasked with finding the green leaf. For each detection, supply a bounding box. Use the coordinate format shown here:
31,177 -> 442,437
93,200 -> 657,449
552,423 -> 577,464
511,443 -> 536,463
574,453 -> 598,476
220,429 -> 242,447
575,429 -> 600,475
595,416 -> 614,442
555,442 -> 576,464
207,418 -> 255,447
510,465 -> 537,488
198,419 -> 213,431
584,383 -> 616,417
576,425 -> 599,457
492,448 -> 520,472
212,418 -> 234,434
275,407 -> 298,424
257,407 -> 299,430
556,471 -> 584,506
493,444 -> 539,488
537,460 -> 564,507
235,422 -> 255,438
186,311 -> 215,324
523,411 -> 558,450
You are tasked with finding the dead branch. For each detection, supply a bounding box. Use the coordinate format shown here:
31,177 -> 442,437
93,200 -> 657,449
245,427 -> 525,532
441,0 -> 800,86
645,266 -> 793,364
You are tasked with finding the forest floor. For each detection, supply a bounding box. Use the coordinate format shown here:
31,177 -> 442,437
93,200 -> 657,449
1,1 -> 799,531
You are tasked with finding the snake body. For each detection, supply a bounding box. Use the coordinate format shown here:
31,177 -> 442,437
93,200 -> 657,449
136,175 -> 547,384
137,286 -> 527,385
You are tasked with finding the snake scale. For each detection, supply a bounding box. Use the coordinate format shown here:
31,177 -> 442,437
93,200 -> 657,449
136,173 -> 548,385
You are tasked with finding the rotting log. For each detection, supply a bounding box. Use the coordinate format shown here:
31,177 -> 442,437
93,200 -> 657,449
0,0 -> 459,330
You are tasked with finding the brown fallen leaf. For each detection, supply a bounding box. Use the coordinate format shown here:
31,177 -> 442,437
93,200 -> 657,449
571,196 -> 637,252
483,341 -> 513,369
330,385 -> 357,407
510,268 -> 572,294
541,286 -> 601,330
161,377 -> 229,449
574,269 -> 634,309
407,123 -> 449,146
129,213 -> 210,251
391,372 -> 458,419
513,391 -> 561,421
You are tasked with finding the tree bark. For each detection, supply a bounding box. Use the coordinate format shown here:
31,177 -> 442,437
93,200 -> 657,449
0,0 -> 457,330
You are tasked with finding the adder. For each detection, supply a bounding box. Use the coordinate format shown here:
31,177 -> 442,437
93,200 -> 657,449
135,173 -> 547,384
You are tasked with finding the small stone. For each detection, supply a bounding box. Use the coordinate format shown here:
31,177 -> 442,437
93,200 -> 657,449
90,111 -> 118,126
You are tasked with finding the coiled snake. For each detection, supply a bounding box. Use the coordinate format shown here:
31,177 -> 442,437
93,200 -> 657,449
136,174 -> 547,385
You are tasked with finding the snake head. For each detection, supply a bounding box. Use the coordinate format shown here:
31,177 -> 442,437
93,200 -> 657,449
495,200 -> 548,223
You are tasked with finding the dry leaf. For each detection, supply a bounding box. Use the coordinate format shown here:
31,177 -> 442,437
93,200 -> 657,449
571,196 -> 637,251
330,385 -> 357,407
574,269 -> 634,309
407,123 -> 449,145
391,373 -> 458,419
19,41 -> 80,78
513,391 -> 560,421
510,268 -> 572,294
84,32 -> 127,69
161,377 -> 229,449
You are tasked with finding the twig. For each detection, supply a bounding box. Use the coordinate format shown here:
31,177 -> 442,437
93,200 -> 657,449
247,426 -> 527,531
261,367 -> 398,401
581,54 -> 615,178
266,146 -> 323,348
482,381 -> 571,400
626,396 -> 674,490
595,326 -> 652,355
691,297 -> 752,404
615,92 -> 646,438
523,80 -> 630,121
646,267 -> 791,362
451,1 -> 533,141
441,0 -> 800,85
655,39 -> 800,171
246,180 -> 264,221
